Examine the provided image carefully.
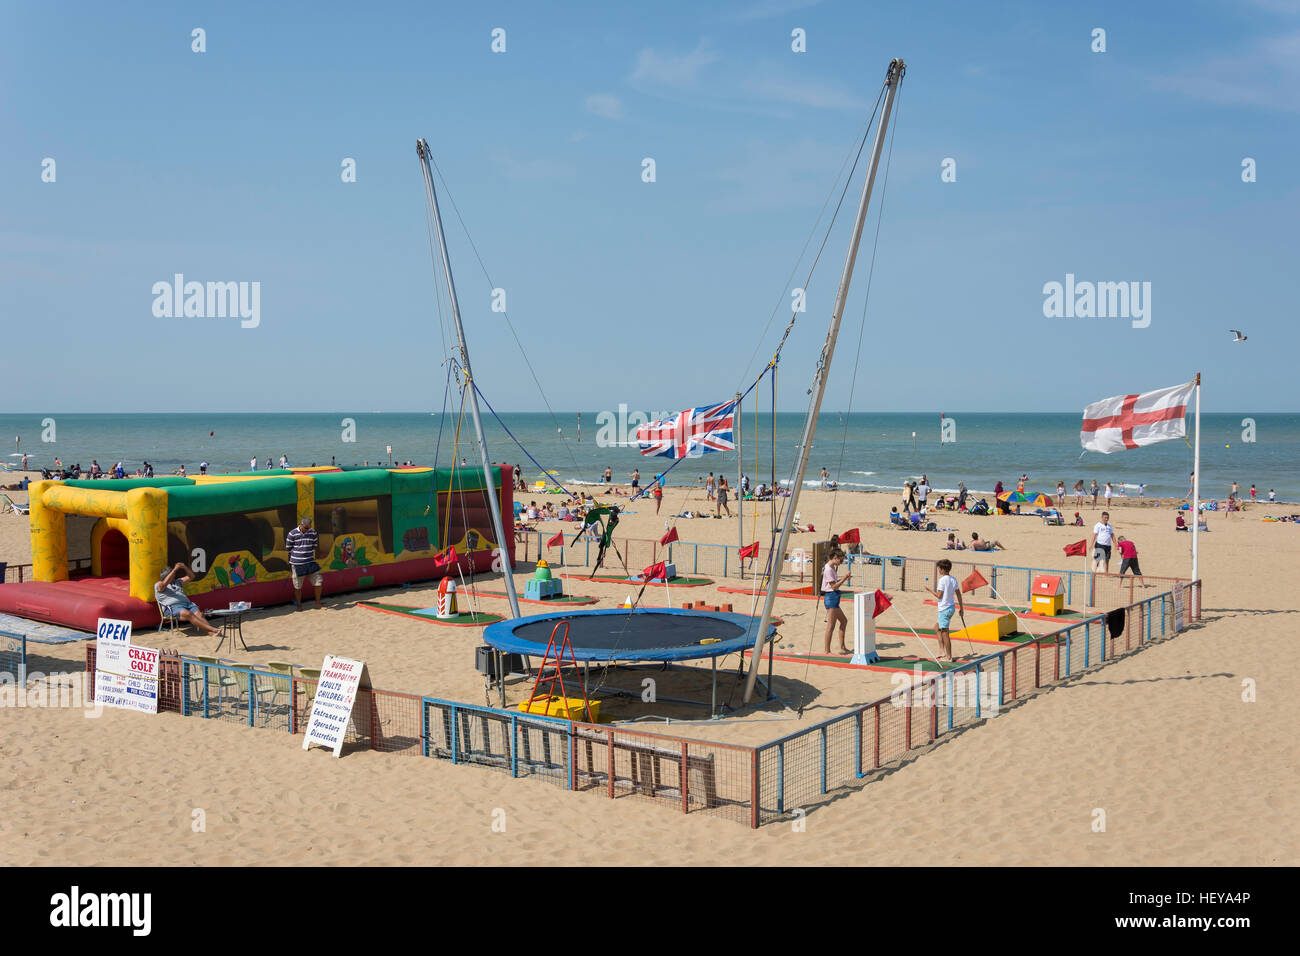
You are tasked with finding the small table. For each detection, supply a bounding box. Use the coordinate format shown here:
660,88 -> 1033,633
208,608 -> 252,654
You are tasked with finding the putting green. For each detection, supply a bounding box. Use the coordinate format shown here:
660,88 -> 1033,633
358,602 -> 504,626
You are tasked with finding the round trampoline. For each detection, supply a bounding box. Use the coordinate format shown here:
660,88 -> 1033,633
484,608 -> 774,663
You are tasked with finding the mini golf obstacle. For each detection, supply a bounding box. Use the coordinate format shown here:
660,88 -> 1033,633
358,577 -> 505,626
482,607 -> 779,716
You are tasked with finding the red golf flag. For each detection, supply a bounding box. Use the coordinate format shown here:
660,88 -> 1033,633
738,541 -> 760,559
434,545 -> 459,568
961,569 -> 988,593
659,526 -> 679,546
838,527 -> 860,544
1063,539 -> 1088,557
546,530 -> 564,548
642,561 -> 667,582
873,590 -> 893,618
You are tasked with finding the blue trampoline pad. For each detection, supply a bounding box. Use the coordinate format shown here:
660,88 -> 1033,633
483,608 -> 776,663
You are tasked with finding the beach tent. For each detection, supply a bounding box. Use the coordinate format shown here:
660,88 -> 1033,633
997,491 -> 1054,508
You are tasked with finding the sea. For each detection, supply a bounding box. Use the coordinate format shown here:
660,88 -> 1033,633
2,412 -> 1296,503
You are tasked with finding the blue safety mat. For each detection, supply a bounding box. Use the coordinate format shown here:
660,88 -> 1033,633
0,613 -> 90,644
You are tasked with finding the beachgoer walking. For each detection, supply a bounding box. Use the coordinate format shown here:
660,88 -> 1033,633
917,475 -> 930,509
286,516 -> 324,610
629,469 -> 640,493
1091,511 -> 1115,573
1104,481 -> 1114,506
1268,489 -> 1276,502
1056,480 -> 1065,505
1073,480 -> 1084,506
279,454 -> 289,469
653,480 -> 663,515
706,472 -> 715,500
716,476 -> 731,516
1090,480 -> 1099,506
250,457 -> 257,471
929,559 -> 963,663
819,467 -> 830,490
1250,484 -> 1257,501
821,549 -> 851,655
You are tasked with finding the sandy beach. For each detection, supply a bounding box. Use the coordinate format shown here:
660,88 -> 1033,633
1,471 -> 1296,865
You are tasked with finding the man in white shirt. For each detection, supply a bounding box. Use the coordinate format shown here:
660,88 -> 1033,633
916,475 -> 930,509
1091,511 -> 1116,573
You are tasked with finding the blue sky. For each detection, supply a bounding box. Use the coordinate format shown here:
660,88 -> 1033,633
2,0 -> 1297,414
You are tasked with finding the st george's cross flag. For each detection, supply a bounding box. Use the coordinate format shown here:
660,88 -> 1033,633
636,400 -> 736,459
1080,381 -> 1195,454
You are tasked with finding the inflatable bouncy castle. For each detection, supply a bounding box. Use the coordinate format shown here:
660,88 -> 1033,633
0,465 -> 514,631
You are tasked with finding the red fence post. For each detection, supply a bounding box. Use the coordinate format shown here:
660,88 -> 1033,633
905,687 -> 912,750
607,728 -> 615,799
680,741 -> 688,814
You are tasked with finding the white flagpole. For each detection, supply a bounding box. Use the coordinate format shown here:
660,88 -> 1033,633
1192,372 -> 1201,581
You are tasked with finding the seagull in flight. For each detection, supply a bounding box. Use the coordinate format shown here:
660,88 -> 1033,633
1230,329 -> 1248,342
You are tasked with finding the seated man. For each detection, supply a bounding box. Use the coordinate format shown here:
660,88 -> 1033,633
155,563 -> 221,636
969,531 -> 1003,551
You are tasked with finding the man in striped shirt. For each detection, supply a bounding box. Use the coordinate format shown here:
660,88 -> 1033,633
286,515 -> 323,610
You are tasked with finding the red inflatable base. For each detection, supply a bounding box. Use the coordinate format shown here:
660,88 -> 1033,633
0,549 -> 507,633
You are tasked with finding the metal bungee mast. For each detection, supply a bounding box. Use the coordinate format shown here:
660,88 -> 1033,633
416,138 -> 522,623
743,58 -> 906,703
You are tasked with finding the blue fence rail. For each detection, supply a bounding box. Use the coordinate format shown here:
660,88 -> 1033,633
0,629 -> 26,685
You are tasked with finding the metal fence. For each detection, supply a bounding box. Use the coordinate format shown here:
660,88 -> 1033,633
1,629 -> 25,685
752,579 -> 1202,824
1,558 -> 93,584
79,577 -> 1201,828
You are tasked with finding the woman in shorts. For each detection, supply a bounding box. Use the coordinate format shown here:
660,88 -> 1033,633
821,549 -> 850,655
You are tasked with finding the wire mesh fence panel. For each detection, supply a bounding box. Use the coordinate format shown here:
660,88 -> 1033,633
178,660 -> 293,732
570,724 -> 755,823
877,695 -> 909,766
1,632 -> 25,684
422,698 -> 572,786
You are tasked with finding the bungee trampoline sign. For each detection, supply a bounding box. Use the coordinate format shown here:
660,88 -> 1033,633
302,654 -> 371,758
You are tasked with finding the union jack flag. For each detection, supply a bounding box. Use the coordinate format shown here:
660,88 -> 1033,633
636,400 -> 736,459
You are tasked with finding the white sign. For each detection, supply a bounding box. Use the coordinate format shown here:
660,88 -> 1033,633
94,617 -> 159,714
1172,585 -> 1186,632
302,654 -> 371,757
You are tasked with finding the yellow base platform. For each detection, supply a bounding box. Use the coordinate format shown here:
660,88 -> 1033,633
518,696 -> 600,722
